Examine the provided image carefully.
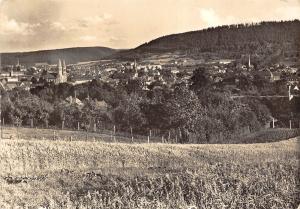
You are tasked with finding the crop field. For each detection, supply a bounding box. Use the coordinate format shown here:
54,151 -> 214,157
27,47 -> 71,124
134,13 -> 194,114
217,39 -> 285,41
0,133 -> 299,209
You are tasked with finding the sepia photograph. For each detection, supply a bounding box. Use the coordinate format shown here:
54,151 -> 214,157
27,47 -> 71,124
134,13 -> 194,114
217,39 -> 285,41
0,0 -> 299,208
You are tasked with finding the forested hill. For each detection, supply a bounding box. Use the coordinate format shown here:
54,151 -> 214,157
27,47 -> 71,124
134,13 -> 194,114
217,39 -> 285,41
115,20 -> 300,63
1,47 -> 117,65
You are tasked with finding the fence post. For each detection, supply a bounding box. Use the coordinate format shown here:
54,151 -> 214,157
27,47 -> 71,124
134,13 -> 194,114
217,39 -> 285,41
162,136 -> 164,143
289,120 -> 292,129
113,125 -> 116,142
77,122 -> 80,131
1,117 -> 3,139
130,127 -> 133,142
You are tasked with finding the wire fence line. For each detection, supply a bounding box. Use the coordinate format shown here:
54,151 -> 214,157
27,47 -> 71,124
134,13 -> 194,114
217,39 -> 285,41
0,124 -> 179,144
0,116 -> 299,144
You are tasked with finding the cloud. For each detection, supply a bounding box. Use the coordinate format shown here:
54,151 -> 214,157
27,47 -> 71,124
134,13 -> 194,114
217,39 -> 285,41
275,6 -> 300,19
199,8 -> 220,26
51,22 -> 67,31
79,35 -> 97,41
0,14 -> 40,35
199,8 -> 236,27
79,14 -> 113,27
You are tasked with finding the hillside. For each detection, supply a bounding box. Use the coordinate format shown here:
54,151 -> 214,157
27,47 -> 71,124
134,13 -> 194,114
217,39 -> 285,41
114,20 -> 300,66
0,46 -> 118,65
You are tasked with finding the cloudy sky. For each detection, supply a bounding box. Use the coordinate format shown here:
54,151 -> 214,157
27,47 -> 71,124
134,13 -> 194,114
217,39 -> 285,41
0,0 -> 299,52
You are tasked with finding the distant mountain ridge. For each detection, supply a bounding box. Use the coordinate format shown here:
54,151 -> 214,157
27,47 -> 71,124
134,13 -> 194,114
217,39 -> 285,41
0,46 -> 117,66
113,20 -> 300,65
1,20 -> 299,66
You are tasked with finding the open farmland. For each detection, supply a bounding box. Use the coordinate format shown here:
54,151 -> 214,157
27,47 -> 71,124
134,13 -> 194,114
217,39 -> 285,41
0,136 -> 299,208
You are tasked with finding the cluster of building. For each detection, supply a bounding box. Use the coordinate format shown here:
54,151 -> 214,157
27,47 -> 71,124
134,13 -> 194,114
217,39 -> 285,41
0,59 -> 68,91
0,54 -> 299,94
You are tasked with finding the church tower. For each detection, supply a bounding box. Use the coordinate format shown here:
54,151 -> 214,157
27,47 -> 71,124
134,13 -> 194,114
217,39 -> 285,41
62,59 -> 66,73
56,59 -> 63,84
248,55 -> 251,68
58,59 -> 63,77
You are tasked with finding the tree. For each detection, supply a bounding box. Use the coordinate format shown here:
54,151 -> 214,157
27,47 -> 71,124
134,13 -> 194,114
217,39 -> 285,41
113,93 -> 146,133
190,67 -> 211,92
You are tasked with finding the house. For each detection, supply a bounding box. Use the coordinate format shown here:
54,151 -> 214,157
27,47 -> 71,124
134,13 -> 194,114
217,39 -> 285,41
43,73 -> 56,83
19,81 -> 32,90
65,96 -> 84,106
270,72 -> 281,82
255,70 -> 281,82
95,100 -> 108,112
6,82 -> 19,90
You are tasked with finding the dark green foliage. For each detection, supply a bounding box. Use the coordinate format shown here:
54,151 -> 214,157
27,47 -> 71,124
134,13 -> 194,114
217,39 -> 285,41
2,68 -> 274,143
115,20 -> 300,65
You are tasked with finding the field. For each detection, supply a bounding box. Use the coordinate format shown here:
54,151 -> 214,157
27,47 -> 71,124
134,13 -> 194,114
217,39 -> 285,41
0,127 -> 299,209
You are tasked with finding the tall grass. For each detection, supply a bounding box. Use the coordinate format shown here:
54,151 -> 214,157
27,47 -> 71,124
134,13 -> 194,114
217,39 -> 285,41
0,137 -> 299,208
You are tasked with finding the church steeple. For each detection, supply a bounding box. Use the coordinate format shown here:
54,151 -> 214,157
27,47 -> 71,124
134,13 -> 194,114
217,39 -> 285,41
58,59 -> 62,76
62,59 -> 66,73
248,55 -> 251,68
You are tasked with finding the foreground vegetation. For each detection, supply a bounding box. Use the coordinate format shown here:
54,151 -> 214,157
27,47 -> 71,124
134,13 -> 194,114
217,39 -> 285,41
0,136 -> 299,208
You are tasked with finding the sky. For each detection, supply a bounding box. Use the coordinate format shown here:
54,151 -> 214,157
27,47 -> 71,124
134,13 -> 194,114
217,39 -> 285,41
0,0 -> 299,52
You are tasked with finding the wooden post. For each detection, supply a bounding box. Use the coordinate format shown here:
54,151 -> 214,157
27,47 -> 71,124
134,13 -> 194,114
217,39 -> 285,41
147,136 -> 150,144
272,118 -> 275,128
93,123 -> 96,132
77,122 -> 80,131
130,127 -> 133,142
113,125 -> 116,142
168,131 -> 171,143
162,136 -> 164,143
175,135 -> 178,143
1,117 -> 3,139
62,120 -> 64,130
30,118 -> 33,128
289,120 -> 292,129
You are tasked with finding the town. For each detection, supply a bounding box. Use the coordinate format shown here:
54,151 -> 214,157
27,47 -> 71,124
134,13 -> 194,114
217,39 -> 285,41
1,55 -> 299,94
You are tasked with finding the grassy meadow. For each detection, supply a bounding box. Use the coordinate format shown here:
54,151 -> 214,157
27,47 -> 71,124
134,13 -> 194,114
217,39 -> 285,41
0,130 -> 299,209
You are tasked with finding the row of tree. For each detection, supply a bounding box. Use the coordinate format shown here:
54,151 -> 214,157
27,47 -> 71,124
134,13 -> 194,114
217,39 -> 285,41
0,67 -> 274,143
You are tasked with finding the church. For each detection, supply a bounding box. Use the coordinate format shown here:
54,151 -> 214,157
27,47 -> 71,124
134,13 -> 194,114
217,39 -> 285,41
55,59 -> 68,84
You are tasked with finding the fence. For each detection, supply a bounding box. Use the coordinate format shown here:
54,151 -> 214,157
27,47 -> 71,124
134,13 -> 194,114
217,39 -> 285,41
0,124 -> 183,144
1,118 -> 299,144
